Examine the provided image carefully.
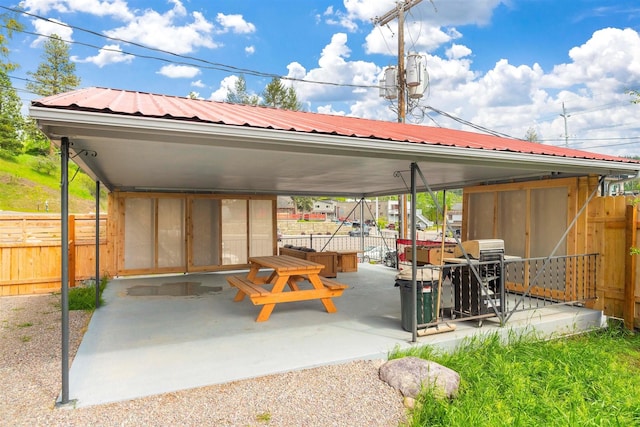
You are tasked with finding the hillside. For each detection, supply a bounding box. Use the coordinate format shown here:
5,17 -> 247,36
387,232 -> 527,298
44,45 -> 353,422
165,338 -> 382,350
0,155 -> 108,214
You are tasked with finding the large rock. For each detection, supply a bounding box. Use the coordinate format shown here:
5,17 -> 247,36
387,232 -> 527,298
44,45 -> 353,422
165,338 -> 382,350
379,356 -> 460,399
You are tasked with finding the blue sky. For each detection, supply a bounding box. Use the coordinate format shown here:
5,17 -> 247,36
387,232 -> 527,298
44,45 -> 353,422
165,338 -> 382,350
5,0 -> 640,157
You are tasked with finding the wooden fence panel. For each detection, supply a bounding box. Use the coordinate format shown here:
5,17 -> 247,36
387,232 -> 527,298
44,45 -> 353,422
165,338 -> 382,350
0,214 -> 110,296
588,197 -> 626,316
586,196 -> 640,328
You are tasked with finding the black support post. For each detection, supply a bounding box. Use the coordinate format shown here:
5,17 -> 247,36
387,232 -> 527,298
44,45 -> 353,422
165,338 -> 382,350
410,162 -> 417,343
59,137 -> 70,405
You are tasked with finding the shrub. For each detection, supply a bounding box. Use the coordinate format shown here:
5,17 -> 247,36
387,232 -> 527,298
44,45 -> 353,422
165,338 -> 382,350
30,155 -> 58,175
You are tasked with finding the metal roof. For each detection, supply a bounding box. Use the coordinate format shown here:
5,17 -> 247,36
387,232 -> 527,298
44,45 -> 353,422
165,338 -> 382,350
30,87 -> 640,196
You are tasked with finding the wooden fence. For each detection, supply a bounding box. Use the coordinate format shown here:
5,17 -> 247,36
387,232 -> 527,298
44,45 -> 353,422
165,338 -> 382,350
586,196 -> 639,329
0,214 -> 109,296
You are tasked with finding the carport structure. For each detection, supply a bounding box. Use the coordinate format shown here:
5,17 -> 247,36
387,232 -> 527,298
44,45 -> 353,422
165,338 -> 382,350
30,87 -> 640,405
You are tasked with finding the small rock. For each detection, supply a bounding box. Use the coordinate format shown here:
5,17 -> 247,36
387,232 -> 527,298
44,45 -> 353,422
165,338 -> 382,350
403,396 -> 416,409
379,356 -> 460,399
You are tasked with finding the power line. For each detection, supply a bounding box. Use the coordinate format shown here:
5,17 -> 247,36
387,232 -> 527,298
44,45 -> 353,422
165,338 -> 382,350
3,5 -> 638,149
1,5 -> 379,91
424,105 -> 522,139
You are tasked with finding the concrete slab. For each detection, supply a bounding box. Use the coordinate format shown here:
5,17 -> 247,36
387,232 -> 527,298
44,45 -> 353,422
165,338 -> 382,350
68,263 -> 604,407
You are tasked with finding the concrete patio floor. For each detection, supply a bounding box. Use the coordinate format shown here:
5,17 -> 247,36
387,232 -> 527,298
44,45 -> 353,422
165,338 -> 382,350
68,262 -> 605,408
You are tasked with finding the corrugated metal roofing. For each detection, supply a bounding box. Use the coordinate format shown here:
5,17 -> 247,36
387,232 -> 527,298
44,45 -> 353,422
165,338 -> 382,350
32,87 -> 637,166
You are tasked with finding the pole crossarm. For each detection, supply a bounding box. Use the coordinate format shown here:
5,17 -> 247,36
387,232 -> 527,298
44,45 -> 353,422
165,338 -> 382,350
373,0 -> 424,26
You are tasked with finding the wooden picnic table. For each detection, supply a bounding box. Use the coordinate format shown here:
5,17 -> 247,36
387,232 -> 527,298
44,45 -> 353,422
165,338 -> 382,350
226,255 -> 348,322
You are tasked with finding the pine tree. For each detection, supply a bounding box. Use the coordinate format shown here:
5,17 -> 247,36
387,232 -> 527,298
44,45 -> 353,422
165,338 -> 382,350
225,75 -> 259,106
226,75 -> 303,111
262,77 -> 302,111
26,34 -> 81,96
0,71 -> 23,157
0,13 -> 24,158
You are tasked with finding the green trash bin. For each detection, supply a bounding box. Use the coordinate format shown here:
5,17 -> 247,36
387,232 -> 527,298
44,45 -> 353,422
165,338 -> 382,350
397,279 -> 438,332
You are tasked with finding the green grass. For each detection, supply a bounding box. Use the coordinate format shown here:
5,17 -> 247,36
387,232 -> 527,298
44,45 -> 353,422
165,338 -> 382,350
0,154 -> 107,213
392,327 -> 640,427
68,276 -> 108,311
255,412 -> 272,423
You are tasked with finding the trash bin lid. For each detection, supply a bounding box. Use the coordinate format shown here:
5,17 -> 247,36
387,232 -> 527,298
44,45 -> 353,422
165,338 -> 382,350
395,267 -> 439,281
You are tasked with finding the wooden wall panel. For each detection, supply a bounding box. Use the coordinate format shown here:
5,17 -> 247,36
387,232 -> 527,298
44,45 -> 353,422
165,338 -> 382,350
465,177 -> 638,328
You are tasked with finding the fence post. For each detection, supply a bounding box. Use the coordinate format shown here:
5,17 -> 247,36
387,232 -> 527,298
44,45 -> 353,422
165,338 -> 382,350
69,215 -> 76,289
624,204 -> 637,330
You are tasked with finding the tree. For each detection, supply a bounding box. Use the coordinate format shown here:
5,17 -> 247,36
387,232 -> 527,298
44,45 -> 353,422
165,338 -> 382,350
0,71 -> 23,157
0,12 -> 24,158
524,127 -> 540,142
226,75 -> 259,106
22,116 -> 50,156
26,34 -> 81,97
226,75 -> 303,111
292,196 -> 314,216
416,190 -> 462,226
0,12 -> 23,74
262,77 -> 302,111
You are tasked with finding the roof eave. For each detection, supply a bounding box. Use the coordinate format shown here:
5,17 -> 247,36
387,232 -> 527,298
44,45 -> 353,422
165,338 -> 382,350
30,106 -> 640,179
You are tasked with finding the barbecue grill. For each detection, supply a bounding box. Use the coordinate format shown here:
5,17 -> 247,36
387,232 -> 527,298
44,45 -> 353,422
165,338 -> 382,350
446,239 -> 505,324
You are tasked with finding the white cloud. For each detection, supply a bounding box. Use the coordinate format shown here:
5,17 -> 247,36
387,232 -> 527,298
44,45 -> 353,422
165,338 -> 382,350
342,0 -> 504,28
245,45 -> 255,55
157,64 -> 201,79
365,23 -> 461,55
409,26 -> 640,157
446,44 -> 472,60
208,75 -> 239,102
545,28 -> 640,93
286,33 -> 381,115
216,13 -> 256,34
286,62 -> 307,80
30,18 -> 74,47
317,104 -> 345,115
104,2 -> 218,55
322,6 -> 358,32
71,44 -> 133,67
191,80 -> 205,88
22,0 -> 134,20
289,18 -> 640,157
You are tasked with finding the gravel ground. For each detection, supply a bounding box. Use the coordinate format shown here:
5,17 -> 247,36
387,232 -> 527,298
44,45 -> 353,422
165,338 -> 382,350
1,294 -> 407,426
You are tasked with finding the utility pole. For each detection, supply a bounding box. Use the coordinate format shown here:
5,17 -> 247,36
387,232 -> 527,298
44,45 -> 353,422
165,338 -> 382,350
374,0 -> 424,240
374,0 -> 423,124
560,102 -> 570,147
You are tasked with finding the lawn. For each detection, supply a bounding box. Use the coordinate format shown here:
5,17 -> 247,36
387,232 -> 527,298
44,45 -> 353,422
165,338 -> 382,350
0,154 -> 107,213
392,327 -> 640,427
